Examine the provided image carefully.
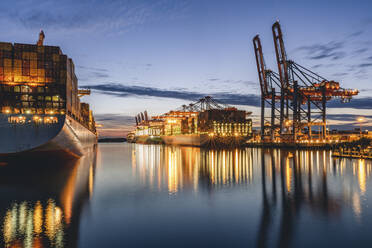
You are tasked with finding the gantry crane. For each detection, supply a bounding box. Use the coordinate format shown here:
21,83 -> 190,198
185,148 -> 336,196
254,22 -> 359,143
253,35 -> 283,141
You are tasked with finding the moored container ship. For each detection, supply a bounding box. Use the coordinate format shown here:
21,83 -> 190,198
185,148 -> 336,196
132,96 -> 253,147
0,31 -> 97,158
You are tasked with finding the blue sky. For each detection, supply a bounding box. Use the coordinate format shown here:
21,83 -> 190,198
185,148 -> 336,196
0,0 -> 371,137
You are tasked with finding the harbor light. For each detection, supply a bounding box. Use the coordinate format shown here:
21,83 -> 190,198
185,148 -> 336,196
357,117 -> 365,136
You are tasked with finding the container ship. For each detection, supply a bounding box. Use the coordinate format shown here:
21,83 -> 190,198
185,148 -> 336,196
0,31 -> 97,158
131,96 -> 253,147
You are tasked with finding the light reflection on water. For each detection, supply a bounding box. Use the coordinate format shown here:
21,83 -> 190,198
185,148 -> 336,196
2,143 -> 372,247
123,144 -> 372,247
133,145 -> 257,193
132,144 -> 372,203
3,199 -> 64,248
0,147 -> 97,248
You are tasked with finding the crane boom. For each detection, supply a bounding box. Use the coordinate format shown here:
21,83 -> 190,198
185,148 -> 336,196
272,21 -> 289,89
253,35 -> 269,97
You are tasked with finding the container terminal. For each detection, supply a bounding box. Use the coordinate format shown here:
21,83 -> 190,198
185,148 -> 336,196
251,21 -> 361,149
130,21 -> 369,154
0,31 -> 97,158
129,96 -> 253,147
251,22 -> 372,157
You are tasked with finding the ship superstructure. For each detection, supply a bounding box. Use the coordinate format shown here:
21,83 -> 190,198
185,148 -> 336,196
0,31 -> 97,157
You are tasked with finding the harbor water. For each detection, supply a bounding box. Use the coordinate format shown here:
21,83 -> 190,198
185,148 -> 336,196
1,143 -> 372,247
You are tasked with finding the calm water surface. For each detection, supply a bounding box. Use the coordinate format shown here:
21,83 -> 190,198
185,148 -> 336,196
1,143 -> 372,247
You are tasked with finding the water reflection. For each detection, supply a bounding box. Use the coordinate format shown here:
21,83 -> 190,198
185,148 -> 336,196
132,144 -> 372,247
258,149 -> 372,247
3,200 -> 64,248
0,147 -> 97,248
2,144 -> 372,247
132,145 -> 257,193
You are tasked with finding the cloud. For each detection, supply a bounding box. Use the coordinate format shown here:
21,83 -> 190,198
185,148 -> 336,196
332,72 -> 348,77
312,64 -> 323,69
86,83 -> 372,109
347,61 -> 372,74
87,83 -> 261,106
326,113 -> 372,130
77,66 -> 108,72
360,88 -> 372,92
358,63 -> 372,68
353,47 -> 368,55
92,72 -> 109,79
0,0 -> 190,33
77,65 -> 110,82
328,98 -> 372,109
297,41 -> 346,60
348,31 -> 364,38
327,114 -> 372,122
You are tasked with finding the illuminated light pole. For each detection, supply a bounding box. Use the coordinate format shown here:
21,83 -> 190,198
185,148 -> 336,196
357,117 -> 365,137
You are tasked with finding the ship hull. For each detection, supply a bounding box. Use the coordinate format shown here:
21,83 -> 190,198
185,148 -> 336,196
0,114 -> 97,158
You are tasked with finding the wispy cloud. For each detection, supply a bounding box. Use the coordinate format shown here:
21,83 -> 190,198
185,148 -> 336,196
297,41 -> 346,60
358,63 -> 372,68
332,72 -> 348,77
348,30 -> 364,38
327,113 -> 372,130
87,83 -> 261,106
0,0 -> 190,33
86,83 -> 372,109
352,47 -> 368,55
77,65 -> 110,82
327,114 -> 372,122
77,66 -> 108,72
360,88 -> 372,92
328,98 -> 372,109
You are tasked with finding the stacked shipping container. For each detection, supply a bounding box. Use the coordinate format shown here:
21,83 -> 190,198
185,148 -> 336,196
0,41 -> 95,133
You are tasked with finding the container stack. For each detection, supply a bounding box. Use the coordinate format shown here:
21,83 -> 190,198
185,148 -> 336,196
0,42 -> 68,115
0,34 -> 96,134
0,42 -> 13,83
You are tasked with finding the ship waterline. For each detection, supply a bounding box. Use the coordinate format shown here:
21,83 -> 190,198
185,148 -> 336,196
0,114 -> 96,157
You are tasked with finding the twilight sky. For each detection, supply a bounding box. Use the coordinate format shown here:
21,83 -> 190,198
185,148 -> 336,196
0,0 -> 371,137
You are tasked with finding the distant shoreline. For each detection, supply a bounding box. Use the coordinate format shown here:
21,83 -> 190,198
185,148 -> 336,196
98,138 -> 127,143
